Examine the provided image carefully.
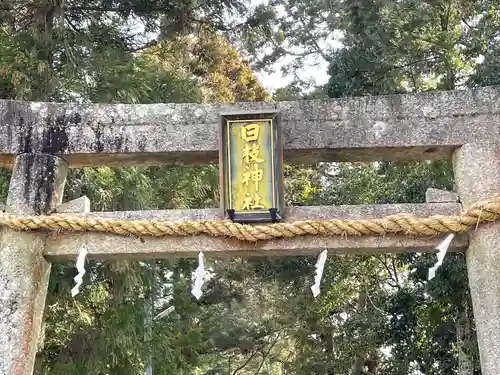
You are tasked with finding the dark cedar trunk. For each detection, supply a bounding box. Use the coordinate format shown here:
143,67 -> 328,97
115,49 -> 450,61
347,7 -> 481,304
350,291 -> 367,375
438,7 -> 457,91
457,301 -> 474,375
365,349 -> 380,375
33,353 -> 44,375
351,357 -> 365,375
30,0 -> 57,101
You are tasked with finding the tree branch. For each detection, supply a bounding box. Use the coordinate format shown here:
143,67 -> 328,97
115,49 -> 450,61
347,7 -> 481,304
365,287 -> 385,315
296,13 -> 333,63
391,255 -> 400,286
462,18 -> 473,29
252,332 -> 281,375
200,330 -> 280,356
265,36 -> 319,59
232,345 -> 262,375
64,15 -> 81,33
390,56 -> 439,71
376,254 -> 400,289
13,18 -> 34,34
128,39 -> 162,53
66,6 -> 169,13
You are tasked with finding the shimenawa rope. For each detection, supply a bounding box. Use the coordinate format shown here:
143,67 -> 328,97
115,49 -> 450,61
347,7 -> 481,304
1,197 -> 499,242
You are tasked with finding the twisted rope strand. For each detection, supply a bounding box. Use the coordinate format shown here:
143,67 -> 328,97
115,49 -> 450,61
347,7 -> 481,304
1,197 -> 500,242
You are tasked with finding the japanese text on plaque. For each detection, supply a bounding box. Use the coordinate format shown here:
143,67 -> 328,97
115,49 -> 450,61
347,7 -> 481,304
228,120 -> 274,212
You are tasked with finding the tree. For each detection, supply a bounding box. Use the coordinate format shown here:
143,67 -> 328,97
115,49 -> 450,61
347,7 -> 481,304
145,28 -> 270,103
250,0 -> 495,94
0,0 -> 259,102
466,2 -> 500,87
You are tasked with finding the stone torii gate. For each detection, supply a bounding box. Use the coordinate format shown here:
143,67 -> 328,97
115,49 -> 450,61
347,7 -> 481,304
1,86 -> 500,375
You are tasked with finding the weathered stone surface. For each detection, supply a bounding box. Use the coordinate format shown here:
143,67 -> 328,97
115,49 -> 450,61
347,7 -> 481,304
44,203 -> 468,259
56,196 -> 90,214
0,154 -> 68,375
0,86 -> 499,167
453,143 -> 500,375
425,188 -> 459,203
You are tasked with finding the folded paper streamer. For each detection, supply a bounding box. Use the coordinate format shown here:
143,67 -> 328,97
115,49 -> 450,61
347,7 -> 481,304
191,252 -> 206,300
311,249 -> 328,298
428,234 -> 455,281
71,246 -> 88,297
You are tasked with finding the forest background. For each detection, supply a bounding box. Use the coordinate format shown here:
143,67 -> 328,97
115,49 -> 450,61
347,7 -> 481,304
0,0 -> 499,374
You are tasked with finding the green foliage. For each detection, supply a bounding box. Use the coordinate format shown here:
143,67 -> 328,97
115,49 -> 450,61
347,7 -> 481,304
467,3 -> 500,87
0,0 -> 254,102
65,165 -> 220,211
146,29 -> 271,103
325,0 -> 492,97
320,160 -> 454,205
0,168 -> 10,204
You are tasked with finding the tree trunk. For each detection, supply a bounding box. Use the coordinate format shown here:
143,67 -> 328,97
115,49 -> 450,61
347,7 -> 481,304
457,301 -> 473,375
33,353 -> 44,375
351,357 -> 365,375
350,291 -> 367,375
365,349 -> 379,375
30,0 -> 57,101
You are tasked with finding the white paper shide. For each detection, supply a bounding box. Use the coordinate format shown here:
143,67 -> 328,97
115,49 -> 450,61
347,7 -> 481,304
71,246 -> 88,297
191,252 -> 206,300
428,234 -> 455,281
311,249 -> 328,298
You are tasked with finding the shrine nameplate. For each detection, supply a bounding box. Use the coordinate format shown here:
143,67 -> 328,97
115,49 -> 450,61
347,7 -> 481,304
219,111 -> 284,223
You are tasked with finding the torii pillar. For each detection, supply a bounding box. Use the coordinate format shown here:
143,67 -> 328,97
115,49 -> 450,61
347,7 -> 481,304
454,143 -> 500,375
0,154 -> 68,375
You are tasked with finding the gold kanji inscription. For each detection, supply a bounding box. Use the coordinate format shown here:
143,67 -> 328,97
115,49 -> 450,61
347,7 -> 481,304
241,163 -> 264,191
242,143 -> 264,164
241,123 -> 260,141
241,193 -> 265,210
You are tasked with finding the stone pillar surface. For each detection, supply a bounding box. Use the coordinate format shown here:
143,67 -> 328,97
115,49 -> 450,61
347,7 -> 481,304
453,143 -> 500,375
0,154 -> 68,375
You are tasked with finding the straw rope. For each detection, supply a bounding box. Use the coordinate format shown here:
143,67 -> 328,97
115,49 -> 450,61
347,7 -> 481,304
0,197 -> 499,242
